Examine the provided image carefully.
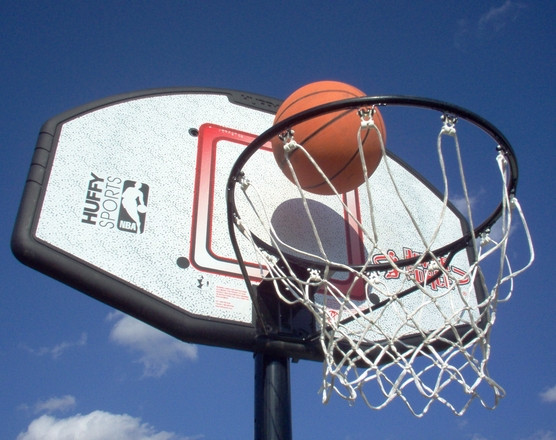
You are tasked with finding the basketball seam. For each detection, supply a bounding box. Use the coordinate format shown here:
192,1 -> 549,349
298,109 -> 353,145
305,128 -> 372,192
275,108 -> 354,171
274,89 -> 362,122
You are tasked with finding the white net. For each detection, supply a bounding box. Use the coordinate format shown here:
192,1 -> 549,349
230,102 -> 534,416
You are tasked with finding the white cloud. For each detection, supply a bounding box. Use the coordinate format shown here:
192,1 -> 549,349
17,410 -> 194,440
33,395 -> 76,414
478,0 -> 525,34
457,418 -> 469,429
22,333 -> 87,359
108,313 -> 198,377
450,194 -> 476,218
455,1 -> 525,50
521,430 -> 556,440
540,385 -> 556,403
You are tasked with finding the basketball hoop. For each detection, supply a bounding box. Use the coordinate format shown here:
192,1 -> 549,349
226,96 -> 534,416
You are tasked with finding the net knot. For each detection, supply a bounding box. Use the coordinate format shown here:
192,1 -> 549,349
308,269 -> 323,283
359,107 -> 376,129
480,230 -> 492,246
367,272 -> 381,285
283,140 -> 300,154
441,114 -> 457,136
510,195 -> 518,209
234,216 -> 247,235
426,259 -> 441,271
279,129 -> 301,154
239,174 -> 251,191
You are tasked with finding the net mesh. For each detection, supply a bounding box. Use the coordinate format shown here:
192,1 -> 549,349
231,104 -> 534,416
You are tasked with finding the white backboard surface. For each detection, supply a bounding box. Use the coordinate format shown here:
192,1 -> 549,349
12,88 -> 483,357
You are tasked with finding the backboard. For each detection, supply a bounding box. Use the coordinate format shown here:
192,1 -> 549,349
12,88 -> 485,359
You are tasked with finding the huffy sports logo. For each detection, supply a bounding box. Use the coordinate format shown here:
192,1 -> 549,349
81,173 -> 149,234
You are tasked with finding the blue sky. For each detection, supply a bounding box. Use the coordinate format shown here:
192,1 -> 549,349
1,1 -> 554,439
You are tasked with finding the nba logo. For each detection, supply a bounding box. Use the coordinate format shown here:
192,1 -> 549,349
118,180 -> 149,233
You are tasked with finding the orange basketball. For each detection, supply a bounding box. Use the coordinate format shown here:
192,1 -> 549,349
272,81 -> 386,195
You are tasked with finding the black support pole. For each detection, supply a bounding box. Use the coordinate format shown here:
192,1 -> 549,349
254,352 -> 292,440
